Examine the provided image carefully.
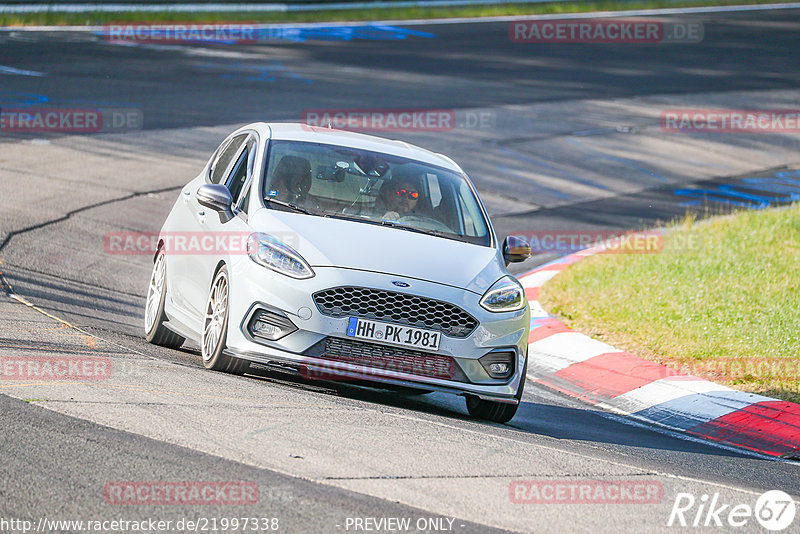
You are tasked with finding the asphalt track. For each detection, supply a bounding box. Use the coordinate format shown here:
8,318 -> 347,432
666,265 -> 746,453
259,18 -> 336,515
1,7 -> 800,533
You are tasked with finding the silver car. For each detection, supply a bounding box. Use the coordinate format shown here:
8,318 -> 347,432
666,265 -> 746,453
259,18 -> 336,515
145,123 -> 531,422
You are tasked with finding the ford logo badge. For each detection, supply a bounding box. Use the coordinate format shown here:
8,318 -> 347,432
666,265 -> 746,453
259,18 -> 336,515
391,281 -> 410,288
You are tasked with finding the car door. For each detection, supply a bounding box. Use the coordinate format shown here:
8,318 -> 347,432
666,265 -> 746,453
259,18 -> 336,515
168,133 -> 250,328
180,133 -> 259,325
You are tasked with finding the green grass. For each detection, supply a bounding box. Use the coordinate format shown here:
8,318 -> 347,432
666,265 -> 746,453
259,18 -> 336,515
539,204 -> 800,404
1,0 -> 798,26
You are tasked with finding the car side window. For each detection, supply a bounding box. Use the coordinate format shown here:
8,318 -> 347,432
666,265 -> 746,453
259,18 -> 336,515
209,133 -> 248,184
457,181 -> 488,238
426,173 -> 443,208
226,149 -> 249,204
226,137 -> 257,207
239,183 -> 252,215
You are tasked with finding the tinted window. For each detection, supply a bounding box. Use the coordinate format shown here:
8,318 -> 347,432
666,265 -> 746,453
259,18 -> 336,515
209,133 -> 248,184
239,182 -> 252,215
226,146 -> 250,202
227,137 -> 257,205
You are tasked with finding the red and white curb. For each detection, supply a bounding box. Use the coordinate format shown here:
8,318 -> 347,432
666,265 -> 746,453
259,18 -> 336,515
519,247 -> 800,460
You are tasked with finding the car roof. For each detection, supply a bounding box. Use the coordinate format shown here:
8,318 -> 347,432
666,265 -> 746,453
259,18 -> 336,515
256,122 -> 462,172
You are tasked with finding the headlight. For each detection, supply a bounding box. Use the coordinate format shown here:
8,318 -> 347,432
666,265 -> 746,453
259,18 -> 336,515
479,276 -> 526,312
246,233 -> 314,279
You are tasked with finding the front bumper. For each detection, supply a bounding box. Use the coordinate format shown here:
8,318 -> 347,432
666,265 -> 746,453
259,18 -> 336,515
225,257 -> 530,403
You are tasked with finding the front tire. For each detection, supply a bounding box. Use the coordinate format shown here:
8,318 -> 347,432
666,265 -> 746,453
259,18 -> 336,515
144,249 -> 185,349
466,396 -> 519,423
201,265 -> 249,375
465,357 -> 527,424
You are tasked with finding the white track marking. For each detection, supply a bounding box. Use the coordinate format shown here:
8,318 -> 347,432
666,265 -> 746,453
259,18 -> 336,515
0,64 -> 45,76
3,2 -> 800,31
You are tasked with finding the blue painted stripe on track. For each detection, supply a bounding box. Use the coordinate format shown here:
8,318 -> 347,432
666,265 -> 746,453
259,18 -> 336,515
530,317 -> 554,327
633,390 -> 773,431
566,137 -> 667,183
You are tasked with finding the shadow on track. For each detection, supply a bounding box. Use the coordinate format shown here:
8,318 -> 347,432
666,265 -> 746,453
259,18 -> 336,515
239,362 -> 756,461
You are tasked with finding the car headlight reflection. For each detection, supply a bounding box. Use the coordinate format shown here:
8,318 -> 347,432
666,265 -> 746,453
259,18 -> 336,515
479,276 -> 526,312
246,233 -> 315,279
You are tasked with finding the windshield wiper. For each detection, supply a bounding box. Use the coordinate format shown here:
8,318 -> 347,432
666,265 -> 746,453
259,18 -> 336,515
325,213 -> 451,239
323,212 -> 382,225
264,197 -> 315,215
383,222 -> 450,239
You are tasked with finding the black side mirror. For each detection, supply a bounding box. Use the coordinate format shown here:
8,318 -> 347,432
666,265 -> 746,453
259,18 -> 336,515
197,184 -> 234,223
503,235 -> 531,266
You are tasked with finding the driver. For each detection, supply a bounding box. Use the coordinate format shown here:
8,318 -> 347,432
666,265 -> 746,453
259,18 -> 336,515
374,178 -> 421,221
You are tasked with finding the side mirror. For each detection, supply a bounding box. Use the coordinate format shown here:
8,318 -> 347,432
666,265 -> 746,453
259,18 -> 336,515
197,184 -> 234,223
503,235 -> 531,266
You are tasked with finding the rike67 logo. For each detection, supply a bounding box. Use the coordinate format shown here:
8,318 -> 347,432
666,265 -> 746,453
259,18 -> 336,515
667,490 -> 796,531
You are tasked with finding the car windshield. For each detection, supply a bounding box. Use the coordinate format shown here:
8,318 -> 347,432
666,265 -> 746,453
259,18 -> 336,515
261,140 -> 492,246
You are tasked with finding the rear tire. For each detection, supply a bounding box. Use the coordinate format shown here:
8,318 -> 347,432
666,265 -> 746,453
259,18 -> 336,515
201,265 -> 249,375
465,356 -> 527,424
144,249 -> 185,349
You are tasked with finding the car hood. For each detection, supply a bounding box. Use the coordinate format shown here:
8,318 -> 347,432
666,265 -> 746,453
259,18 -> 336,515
249,210 -> 503,294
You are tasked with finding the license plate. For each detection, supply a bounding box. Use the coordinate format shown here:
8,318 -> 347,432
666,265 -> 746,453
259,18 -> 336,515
346,318 -> 441,351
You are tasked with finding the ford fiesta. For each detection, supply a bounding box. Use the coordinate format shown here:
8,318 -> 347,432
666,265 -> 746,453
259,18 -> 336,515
145,123 -> 531,423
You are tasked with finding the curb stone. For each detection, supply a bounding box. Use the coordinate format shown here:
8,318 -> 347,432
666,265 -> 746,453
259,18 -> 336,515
519,242 -> 800,460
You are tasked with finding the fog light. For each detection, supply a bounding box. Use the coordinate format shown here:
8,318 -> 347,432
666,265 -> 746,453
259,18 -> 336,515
479,350 -> 515,379
488,362 -> 510,375
248,309 -> 297,341
252,322 -> 282,338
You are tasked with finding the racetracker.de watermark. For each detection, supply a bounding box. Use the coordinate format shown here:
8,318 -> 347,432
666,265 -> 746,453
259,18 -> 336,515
1,516 -> 279,533
0,108 -> 142,133
510,229 -> 703,254
510,479 -> 664,504
509,19 -> 703,43
104,23 -> 261,43
104,481 -> 259,506
0,357 -> 111,381
104,231 -> 299,256
661,109 -> 800,133
673,357 -> 800,383
102,23 -> 428,44
300,357 -> 457,383
301,108 -> 495,132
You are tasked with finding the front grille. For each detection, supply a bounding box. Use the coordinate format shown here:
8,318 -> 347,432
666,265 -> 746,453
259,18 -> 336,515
312,286 -> 478,338
304,337 -> 466,381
